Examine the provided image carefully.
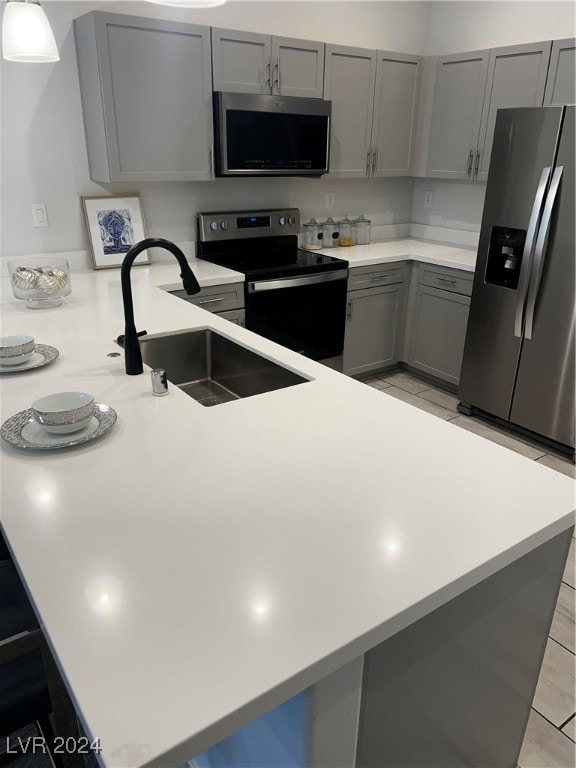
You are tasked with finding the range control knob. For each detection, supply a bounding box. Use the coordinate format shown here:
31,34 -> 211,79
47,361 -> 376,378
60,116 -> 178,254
287,216 -> 295,225
220,220 -> 229,231
278,216 -> 286,226
209,220 -> 219,232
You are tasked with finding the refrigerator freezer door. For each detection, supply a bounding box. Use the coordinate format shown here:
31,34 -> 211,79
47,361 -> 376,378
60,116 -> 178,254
458,107 -> 564,421
509,106 -> 575,449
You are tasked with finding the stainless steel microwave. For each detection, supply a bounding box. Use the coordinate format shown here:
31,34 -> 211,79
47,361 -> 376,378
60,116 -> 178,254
213,92 -> 331,177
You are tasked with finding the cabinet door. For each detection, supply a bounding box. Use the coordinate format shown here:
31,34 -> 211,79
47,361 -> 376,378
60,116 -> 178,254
211,28 -> 271,94
406,285 -> 470,386
75,12 -> 213,182
272,37 -> 324,98
476,42 -> 552,181
324,45 -> 377,178
427,51 -> 489,180
371,52 -> 421,177
543,38 -> 576,106
343,284 -> 405,376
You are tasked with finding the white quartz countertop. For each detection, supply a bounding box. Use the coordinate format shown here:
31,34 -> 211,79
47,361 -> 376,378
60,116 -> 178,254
318,238 -> 477,271
0,251 -> 572,768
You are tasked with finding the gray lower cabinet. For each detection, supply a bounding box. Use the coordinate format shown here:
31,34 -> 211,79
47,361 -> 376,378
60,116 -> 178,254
74,12 -> 213,182
343,264 -> 407,376
403,264 -> 472,386
168,282 -> 245,326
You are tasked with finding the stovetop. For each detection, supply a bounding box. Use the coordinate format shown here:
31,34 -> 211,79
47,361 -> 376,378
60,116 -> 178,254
196,209 -> 348,280
200,248 -> 347,279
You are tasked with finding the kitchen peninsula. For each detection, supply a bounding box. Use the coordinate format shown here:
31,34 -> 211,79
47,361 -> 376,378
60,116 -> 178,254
0,249 -> 574,768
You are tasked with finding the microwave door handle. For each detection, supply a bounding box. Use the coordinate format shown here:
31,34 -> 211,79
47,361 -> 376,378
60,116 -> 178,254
524,166 -> 563,340
514,166 -> 551,338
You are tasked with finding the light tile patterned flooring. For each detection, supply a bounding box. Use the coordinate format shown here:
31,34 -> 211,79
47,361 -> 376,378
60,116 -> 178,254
363,370 -> 576,768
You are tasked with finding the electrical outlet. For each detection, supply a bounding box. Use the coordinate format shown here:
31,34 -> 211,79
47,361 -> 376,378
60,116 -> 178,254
325,192 -> 335,210
31,203 -> 48,227
423,191 -> 433,209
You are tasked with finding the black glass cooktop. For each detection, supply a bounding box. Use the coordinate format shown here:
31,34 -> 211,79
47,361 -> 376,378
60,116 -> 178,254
198,236 -> 348,280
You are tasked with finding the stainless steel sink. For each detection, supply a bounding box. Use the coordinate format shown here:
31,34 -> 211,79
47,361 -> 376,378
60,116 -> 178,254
138,328 -> 309,406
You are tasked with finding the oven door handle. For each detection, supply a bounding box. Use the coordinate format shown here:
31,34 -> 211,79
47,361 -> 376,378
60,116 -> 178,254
248,271 -> 347,292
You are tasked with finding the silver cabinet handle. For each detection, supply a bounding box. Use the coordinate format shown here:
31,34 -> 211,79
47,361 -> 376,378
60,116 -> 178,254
372,148 -> 378,175
366,150 -> 371,176
265,58 -> 271,90
436,276 -> 457,285
466,149 -> 474,176
514,166 -> 551,338
347,299 -> 352,319
524,165 -> 563,340
473,149 -> 481,178
274,56 -> 280,91
198,297 -> 225,305
370,274 -> 388,281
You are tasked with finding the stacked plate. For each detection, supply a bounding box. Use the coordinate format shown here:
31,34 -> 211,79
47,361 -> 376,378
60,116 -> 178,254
0,335 -> 59,373
1,391 -> 117,450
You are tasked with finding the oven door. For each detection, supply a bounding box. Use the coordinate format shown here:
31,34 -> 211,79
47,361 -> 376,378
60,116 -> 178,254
246,271 -> 347,361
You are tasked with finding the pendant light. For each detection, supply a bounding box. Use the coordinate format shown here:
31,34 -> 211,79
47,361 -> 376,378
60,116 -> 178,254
2,0 -> 60,62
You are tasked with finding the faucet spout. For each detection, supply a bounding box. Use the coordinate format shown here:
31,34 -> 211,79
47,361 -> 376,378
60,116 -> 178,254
120,238 -> 201,375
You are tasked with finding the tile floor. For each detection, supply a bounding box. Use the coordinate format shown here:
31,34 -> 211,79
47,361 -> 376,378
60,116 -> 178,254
363,370 -> 576,768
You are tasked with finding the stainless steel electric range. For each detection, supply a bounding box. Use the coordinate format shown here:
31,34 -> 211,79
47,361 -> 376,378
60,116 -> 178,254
196,209 -> 348,369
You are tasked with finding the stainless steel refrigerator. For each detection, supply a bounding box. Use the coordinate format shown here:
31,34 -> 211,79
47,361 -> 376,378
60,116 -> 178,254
459,106 -> 575,453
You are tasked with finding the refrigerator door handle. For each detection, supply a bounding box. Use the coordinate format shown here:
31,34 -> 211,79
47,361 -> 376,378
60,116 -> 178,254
524,165 -> 563,340
514,166 -> 551,338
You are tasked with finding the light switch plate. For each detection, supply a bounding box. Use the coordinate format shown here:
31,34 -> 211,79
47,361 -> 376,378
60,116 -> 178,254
31,203 -> 48,227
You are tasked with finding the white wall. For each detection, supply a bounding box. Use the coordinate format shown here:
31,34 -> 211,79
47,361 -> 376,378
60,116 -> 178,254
427,1 -> 575,56
0,1 -> 430,266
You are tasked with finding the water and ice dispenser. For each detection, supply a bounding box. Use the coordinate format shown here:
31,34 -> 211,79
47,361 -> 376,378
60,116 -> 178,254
484,226 -> 526,289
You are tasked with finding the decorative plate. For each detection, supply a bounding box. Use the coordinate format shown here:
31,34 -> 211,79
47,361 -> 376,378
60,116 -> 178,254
0,344 -> 59,373
1,404 -> 117,450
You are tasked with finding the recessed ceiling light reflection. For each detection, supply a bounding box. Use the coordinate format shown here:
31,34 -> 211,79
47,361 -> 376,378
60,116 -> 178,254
250,597 -> 272,624
25,473 -> 59,516
85,575 -> 123,618
381,536 -> 402,560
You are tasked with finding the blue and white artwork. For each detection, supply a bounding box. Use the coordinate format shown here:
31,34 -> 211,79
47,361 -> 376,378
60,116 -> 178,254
97,209 -> 135,255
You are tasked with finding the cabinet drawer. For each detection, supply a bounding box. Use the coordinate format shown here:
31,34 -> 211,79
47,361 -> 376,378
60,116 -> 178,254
348,263 -> 406,290
418,267 -> 473,296
170,282 -> 244,312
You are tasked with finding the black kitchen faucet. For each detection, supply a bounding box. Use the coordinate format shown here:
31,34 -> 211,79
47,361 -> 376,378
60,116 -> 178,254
118,238 -> 201,375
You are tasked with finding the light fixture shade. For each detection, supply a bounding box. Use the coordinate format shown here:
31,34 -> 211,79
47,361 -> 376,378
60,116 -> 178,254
146,0 -> 227,7
2,0 -> 60,63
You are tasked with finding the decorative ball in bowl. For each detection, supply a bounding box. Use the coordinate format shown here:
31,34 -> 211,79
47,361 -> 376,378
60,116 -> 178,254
0,335 -> 35,366
31,392 -> 95,435
8,257 -> 71,310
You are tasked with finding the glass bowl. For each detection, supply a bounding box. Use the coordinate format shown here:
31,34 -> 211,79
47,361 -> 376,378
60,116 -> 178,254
8,257 -> 71,309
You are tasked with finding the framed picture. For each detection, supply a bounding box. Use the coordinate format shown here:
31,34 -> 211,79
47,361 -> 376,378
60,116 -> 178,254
81,194 -> 150,269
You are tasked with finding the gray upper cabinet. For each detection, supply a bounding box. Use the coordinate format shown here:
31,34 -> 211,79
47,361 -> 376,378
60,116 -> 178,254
211,28 -> 324,97
427,50 -> 490,180
476,41 -> 552,180
74,12 -> 213,182
427,42 -> 552,181
324,45 -> 377,178
371,51 -> 422,176
544,38 -> 576,105
325,45 -> 421,178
